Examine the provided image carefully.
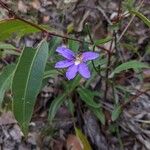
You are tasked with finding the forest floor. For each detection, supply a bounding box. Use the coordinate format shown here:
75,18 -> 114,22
0,0 -> 150,150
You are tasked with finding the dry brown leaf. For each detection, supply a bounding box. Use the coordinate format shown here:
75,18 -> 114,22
66,134 -> 83,150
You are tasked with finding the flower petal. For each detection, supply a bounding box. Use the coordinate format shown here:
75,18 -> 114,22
82,52 -> 99,62
78,63 -> 90,78
56,46 -> 75,60
55,60 -> 74,68
66,65 -> 78,80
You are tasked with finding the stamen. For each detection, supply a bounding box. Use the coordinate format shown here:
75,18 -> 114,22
74,54 -> 83,65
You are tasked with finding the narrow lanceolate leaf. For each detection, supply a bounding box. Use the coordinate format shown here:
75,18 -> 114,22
49,37 -> 62,56
94,36 -> 112,46
77,87 -> 105,124
89,106 -> 105,125
0,42 -> 16,49
0,19 -> 41,41
75,128 -> 92,150
0,64 -> 15,106
130,10 -> 150,27
12,40 -> 48,134
0,42 -> 20,56
48,75 -> 81,122
110,60 -> 149,78
111,105 -> 122,121
77,87 -> 100,108
48,93 -> 66,122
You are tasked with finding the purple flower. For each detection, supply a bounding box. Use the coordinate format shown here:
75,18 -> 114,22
55,46 -> 99,80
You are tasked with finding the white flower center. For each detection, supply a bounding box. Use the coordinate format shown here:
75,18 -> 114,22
74,54 -> 83,65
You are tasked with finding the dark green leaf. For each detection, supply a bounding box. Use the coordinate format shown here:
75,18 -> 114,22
77,87 -> 100,108
48,76 -> 81,122
49,37 -> 62,56
12,40 -> 48,134
48,94 -> 66,122
0,19 -> 41,41
89,106 -> 105,125
111,105 -> 122,121
0,64 -> 15,106
43,70 -> 59,79
94,37 -> 112,46
68,39 -> 79,52
110,60 -> 149,78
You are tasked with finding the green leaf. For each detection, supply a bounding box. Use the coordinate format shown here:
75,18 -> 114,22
48,94 -> 66,122
48,76 -> 81,122
111,105 -> 122,121
89,106 -> 105,125
110,60 -> 149,78
12,40 -> 48,134
0,64 -> 15,106
75,128 -> 92,150
66,99 -> 74,115
130,10 -> 150,27
66,75 -> 81,93
0,42 -> 16,49
43,70 -> 59,79
77,87 -> 100,108
94,37 -> 112,46
68,39 -> 79,52
123,0 -> 135,10
0,19 -> 41,41
49,37 -> 62,56
0,42 -> 19,56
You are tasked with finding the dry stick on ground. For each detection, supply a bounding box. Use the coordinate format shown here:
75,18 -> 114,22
0,0 -> 110,53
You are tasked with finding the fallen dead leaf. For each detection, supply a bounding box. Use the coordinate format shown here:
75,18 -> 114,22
66,134 -> 83,150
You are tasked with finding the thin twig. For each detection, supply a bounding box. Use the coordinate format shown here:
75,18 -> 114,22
117,0 -> 144,43
104,37 -> 114,101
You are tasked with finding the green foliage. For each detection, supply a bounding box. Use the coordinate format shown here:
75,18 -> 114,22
0,64 -> 15,107
0,42 -> 20,56
89,106 -> 105,125
111,105 -> 122,121
66,99 -> 75,115
123,0 -> 135,10
49,37 -> 62,56
43,70 -> 59,79
68,39 -> 79,52
110,60 -> 149,78
48,75 -> 81,122
0,42 -> 16,49
130,10 -> 150,27
94,36 -> 112,46
77,87 -> 100,108
77,87 -> 105,124
48,93 -> 66,122
12,40 -> 48,134
0,19 -> 41,41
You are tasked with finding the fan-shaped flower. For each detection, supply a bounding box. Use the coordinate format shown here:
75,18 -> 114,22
55,46 -> 99,80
